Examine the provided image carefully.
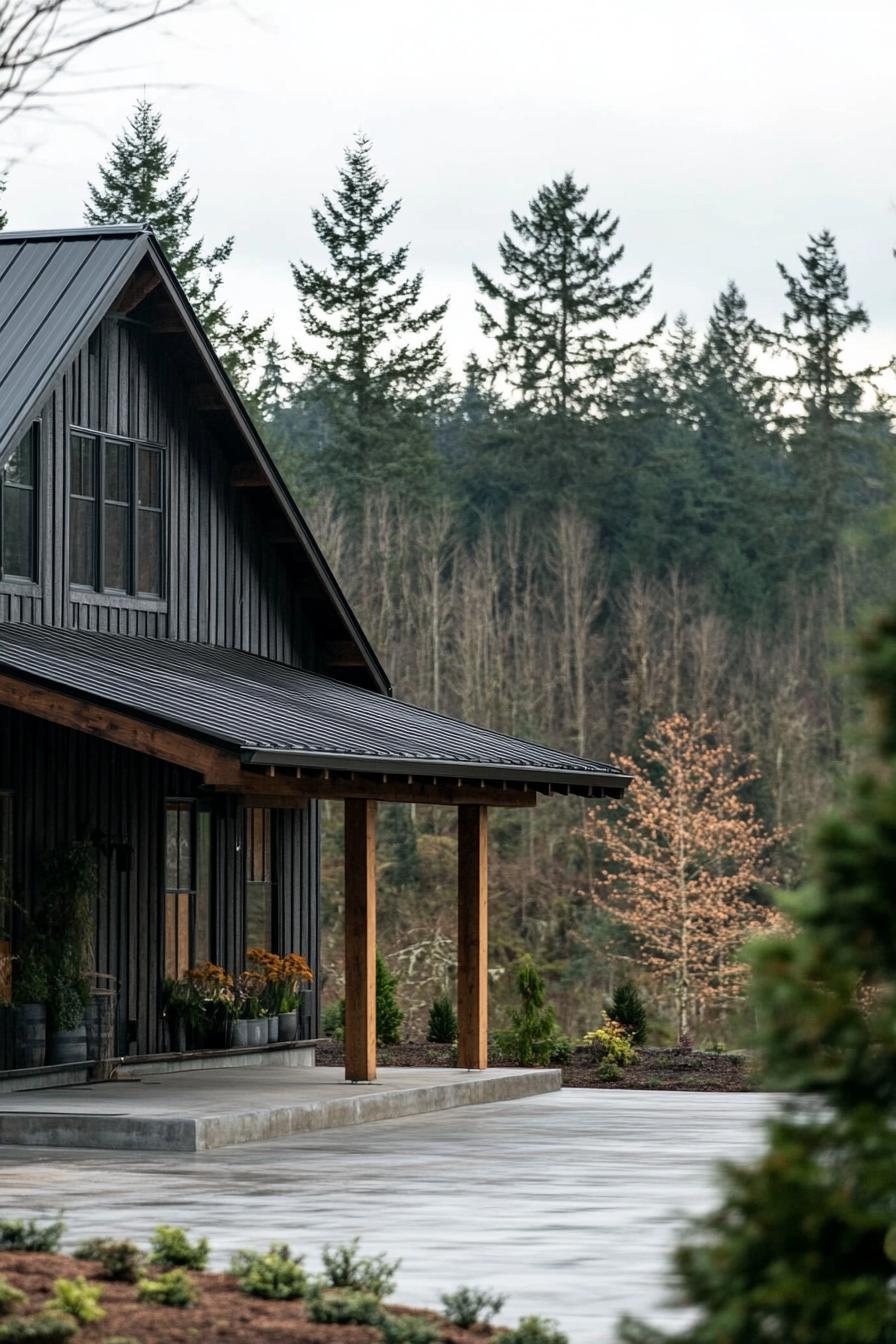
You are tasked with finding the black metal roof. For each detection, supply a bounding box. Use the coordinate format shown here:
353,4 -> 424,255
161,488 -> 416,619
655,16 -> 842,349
0,626 -> 629,794
0,226 -> 389,694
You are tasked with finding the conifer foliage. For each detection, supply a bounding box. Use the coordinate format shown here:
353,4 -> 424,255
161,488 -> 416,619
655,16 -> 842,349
473,173 -> 660,419
618,610 -> 896,1343
290,134 -> 448,501
85,99 -> 268,387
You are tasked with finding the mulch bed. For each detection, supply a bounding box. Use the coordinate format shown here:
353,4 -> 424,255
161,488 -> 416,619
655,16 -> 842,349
316,1040 -> 757,1092
0,1251 -> 493,1344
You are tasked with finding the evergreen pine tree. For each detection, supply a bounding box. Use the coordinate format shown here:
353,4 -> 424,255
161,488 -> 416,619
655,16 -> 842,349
767,230 -> 880,569
375,952 -> 403,1045
618,607 -> 896,1344
0,175 -> 7,231
290,134 -> 449,505
473,173 -> 661,421
85,99 -> 268,387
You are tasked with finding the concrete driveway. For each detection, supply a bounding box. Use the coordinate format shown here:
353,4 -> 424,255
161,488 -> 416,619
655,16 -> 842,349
0,1087 -> 774,1342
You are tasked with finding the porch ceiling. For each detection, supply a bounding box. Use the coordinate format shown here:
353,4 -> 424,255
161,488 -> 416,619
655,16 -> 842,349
0,626 -> 629,799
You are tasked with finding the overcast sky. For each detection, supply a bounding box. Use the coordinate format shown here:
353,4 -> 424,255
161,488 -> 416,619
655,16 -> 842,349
7,0 -> 896,374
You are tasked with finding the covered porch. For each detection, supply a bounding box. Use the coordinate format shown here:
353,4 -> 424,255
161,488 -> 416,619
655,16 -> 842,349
0,624 -> 628,1085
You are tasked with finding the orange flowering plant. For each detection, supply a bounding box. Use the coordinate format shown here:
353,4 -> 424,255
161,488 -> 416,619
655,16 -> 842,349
247,949 -> 313,1014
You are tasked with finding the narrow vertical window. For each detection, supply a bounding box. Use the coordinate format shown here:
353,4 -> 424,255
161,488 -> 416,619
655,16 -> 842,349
164,801 -> 212,980
1,426 -> 37,582
70,432 -> 98,588
245,808 -> 274,954
103,440 -> 131,592
137,447 -> 163,597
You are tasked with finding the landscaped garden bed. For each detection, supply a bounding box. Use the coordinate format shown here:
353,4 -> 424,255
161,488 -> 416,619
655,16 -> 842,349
0,1221 -> 560,1344
314,1039 -> 756,1092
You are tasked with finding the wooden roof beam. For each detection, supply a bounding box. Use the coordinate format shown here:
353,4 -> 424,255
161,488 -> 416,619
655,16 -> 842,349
222,769 -> 537,809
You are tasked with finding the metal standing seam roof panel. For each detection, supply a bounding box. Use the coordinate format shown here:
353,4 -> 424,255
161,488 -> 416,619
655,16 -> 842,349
0,626 -> 630,791
0,230 -> 143,461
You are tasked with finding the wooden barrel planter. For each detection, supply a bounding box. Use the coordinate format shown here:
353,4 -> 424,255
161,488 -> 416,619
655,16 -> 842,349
14,1003 -> 46,1069
48,1023 -> 87,1065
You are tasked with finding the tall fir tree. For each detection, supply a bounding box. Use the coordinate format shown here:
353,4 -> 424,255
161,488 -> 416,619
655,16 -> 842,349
0,175 -> 7,231
473,173 -> 661,420
767,230 -> 882,570
290,134 -> 449,506
85,99 -> 268,388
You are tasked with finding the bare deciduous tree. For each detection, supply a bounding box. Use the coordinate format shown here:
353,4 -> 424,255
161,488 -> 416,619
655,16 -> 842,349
0,0 -> 198,127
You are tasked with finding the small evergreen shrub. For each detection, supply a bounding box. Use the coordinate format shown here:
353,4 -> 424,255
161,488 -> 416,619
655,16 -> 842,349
380,1311 -> 439,1344
548,1036 -> 574,1065
322,999 -> 345,1041
74,1238 -> 142,1283
440,1286 -> 506,1328
321,1237 -> 400,1298
148,1225 -> 209,1270
427,995 -> 457,1044
583,1016 -> 636,1067
230,1244 -> 307,1300
0,1218 -> 64,1254
136,1268 -> 197,1308
306,1284 -> 383,1326
501,1316 -> 568,1344
605,982 -> 647,1046
494,957 -> 565,1066
376,953 -> 403,1044
0,1315 -> 76,1342
49,1276 -> 104,1325
0,1280 -> 26,1317
595,1059 -> 623,1082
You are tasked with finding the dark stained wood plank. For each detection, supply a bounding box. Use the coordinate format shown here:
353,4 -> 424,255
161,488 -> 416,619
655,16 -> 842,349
457,804 -> 488,1070
344,798 -> 376,1082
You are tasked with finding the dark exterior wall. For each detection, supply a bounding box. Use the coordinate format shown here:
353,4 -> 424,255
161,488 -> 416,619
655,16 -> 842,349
0,317 -> 315,667
0,704 -> 320,1055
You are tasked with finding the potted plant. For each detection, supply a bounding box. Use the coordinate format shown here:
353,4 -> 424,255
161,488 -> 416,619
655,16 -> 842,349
162,975 -> 203,1052
36,843 -> 95,1065
276,952 -> 314,1042
234,970 -> 268,1047
184,962 -> 236,1049
11,943 -> 48,1069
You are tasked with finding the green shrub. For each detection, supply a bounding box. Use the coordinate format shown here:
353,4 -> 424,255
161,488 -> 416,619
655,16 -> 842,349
321,1237 -> 399,1298
148,1224 -> 209,1270
72,1237 -> 109,1261
0,1219 -> 64,1254
501,1315 -> 568,1344
440,1286 -> 506,1328
306,1284 -> 383,1326
548,1036 -> 574,1065
583,1016 -> 637,1067
0,1281 -> 26,1317
605,982 -> 647,1046
49,1276 -> 104,1325
230,1244 -> 307,1300
376,953 -> 403,1044
136,1268 -> 197,1308
427,995 -> 457,1044
322,998 -> 345,1042
494,957 -> 565,1066
595,1059 -> 623,1083
94,1241 -> 142,1283
0,1314 -> 76,1342
380,1311 -> 439,1344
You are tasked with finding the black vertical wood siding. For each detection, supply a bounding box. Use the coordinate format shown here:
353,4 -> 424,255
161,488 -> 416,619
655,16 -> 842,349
0,314 -> 322,1054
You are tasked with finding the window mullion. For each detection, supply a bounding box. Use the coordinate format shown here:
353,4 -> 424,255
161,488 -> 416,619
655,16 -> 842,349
130,440 -> 138,597
97,435 -> 106,595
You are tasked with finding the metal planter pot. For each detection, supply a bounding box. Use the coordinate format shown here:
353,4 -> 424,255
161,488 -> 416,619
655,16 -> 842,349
278,1011 -> 298,1042
248,1019 -> 267,1047
267,1016 -> 278,1043
231,1019 -> 251,1049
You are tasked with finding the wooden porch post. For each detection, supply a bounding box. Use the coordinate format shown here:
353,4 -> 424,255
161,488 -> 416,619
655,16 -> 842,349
344,798 -> 377,1082
457,804 -> 488,1069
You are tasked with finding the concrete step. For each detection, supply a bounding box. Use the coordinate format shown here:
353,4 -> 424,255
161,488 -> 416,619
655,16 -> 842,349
0,1065 -> 561,1152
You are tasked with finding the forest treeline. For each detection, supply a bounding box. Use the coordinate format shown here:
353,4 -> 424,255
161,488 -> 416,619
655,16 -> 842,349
29,101 -> 895,1036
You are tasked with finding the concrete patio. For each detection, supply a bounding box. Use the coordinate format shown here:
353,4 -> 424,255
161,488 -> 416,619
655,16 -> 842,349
0,1087 -> 776,1341
0,1064 -> 560,1151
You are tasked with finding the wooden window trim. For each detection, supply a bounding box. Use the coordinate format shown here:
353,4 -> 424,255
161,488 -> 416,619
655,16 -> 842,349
68,425 -> 167,603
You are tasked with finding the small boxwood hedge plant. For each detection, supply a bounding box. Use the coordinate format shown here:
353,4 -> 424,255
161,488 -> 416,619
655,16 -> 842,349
0,1281 -> 26,1318
502,1316 -> 568,1344
49,1276 -> 105,1325
0,1218 -> 64,1254
74,1238 -> 142,1283
230,1244 -> 307,1300
306,1284 -> 383,1327
380,1311 -> 439,1344
321,1237 -> 399,1298
148,1225 -> 209,1270
136,1268 -> 197,1308
0,1314 -> 76,1342
440,1286 -> 506,1329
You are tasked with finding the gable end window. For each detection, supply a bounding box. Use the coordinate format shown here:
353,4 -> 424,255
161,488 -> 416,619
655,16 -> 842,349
0,425 -> 38,583
69,430 -> 164,598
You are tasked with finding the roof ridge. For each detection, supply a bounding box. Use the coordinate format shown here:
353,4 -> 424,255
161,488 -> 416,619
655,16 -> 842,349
0,225 -> 152,243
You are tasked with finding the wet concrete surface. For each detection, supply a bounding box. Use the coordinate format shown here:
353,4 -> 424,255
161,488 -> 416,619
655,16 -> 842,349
0,1086 -> 776,1342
